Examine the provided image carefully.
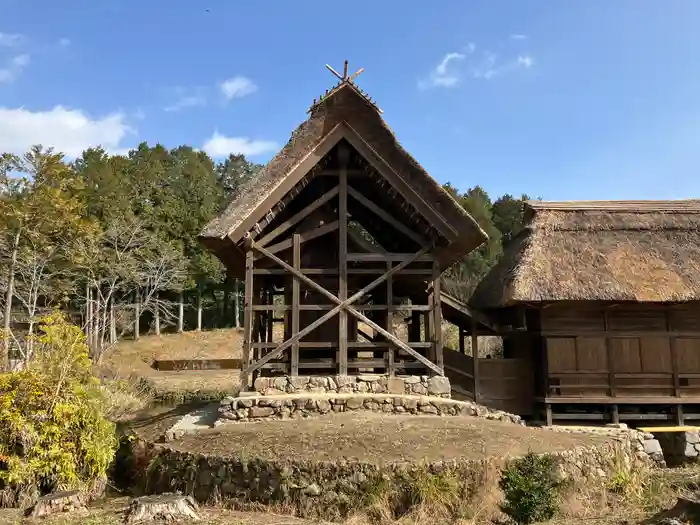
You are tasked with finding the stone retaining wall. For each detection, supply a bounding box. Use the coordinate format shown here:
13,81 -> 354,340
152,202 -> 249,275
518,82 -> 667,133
548,424 -> 667,468
216,392 -> 522,425
251,374 -> 451,398
144,435 -> 649,520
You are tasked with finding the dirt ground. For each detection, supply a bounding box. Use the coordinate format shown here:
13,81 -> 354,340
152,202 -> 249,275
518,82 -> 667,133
100,329 -> 243,400
167,412 -> 607,464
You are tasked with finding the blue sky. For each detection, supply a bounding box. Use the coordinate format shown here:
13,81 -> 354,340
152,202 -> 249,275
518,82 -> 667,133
1,1 -> 699,201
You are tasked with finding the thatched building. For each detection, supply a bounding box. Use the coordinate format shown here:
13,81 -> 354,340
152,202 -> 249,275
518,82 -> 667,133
200,63 -> 487,389
471,199 -> 700,425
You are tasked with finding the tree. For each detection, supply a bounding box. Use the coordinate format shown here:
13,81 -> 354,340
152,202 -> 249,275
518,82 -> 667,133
492,193 -> 529,244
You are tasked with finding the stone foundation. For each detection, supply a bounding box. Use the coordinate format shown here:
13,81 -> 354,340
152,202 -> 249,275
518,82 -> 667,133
655,430 -> 700,467
549,423 -> 667,468
215,392 -> 521,426
251,374 -> 451,398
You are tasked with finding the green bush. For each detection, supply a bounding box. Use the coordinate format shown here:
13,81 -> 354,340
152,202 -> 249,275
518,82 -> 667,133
0,312 -> 118,507
499,452 -> 564,524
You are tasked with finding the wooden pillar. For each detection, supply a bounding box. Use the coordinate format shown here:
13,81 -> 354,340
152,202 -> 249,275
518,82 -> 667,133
266,290 -> 273,343
386,260 -> 394,376
242,249 -> 254,389
666,306 -> 680,397
291,234 -> 300,376
338,144 -> 349,376
471,318 -> 480,403
603,309 -> 616,397
432,261 -> 443,372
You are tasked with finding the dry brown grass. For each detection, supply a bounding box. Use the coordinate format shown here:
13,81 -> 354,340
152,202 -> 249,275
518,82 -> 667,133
166,412 -> 606,464
99,329 -> 244,403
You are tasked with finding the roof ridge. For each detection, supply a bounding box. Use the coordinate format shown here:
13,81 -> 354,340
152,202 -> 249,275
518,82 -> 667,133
308,80 -> 383,114
526,199 -> 700,212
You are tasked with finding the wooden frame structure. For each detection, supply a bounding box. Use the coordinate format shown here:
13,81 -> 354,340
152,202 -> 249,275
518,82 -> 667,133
200,65 -> 487,389
470,199 -> 700,425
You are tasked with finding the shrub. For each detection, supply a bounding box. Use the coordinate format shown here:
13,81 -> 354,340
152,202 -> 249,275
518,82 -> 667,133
0,312 -> 118,507
499,452 -> 564,524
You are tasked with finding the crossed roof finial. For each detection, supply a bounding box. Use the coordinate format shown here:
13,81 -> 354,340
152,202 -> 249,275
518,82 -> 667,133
325,60 -> 364,83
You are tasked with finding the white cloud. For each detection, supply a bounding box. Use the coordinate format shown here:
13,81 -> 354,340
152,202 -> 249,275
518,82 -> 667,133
472,52 -> 534,80
510,34 -> 528,40
0,32 -> 22,47
419,52 -> 467,89
202,131 -> 277,157
0,53 -> 30,84
0,106 -> 135,157
12,54 -> 30,67
220,76 -> 257,101
59,38 -> 71,47
163,87 -> 207,112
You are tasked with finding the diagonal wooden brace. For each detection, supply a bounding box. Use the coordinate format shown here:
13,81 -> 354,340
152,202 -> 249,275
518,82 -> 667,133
243,242 -> 442,376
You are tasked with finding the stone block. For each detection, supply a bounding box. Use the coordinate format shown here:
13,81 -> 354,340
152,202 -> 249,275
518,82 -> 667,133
346,397 -> 364,410
686,443 -> 699,458
253,377 -> 270,392
316,399 -> 331,413
687,431 -> 700,445
249,406 -> 275,418
427,376 -> 451,395
238,398 -> 255,408
643,439 -> 663,456
419,404 -> 438,415
288,377 -> 309,390
387,377 -> 405,394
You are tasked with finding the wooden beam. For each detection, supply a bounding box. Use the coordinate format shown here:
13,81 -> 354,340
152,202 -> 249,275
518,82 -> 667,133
346,184 -> 427,246
386,260 -> 395,376
440,293 -> 498,332
245,243 -> 442,375
603,309 -> 616,398
261,220 -> 339,256
471,318 -> 480,403
242,243 -> 433,376
291,233 -> 300,376
432,260 -> 443,372
241,249 -> 254,389
341,122 -> 457,239
257,186 -> 340,248
347,253 -> 433,262
228,123 -> 346,243
338,144 -> 349,376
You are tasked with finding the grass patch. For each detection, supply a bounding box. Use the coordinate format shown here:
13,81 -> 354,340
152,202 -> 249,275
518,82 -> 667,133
99,329 -> 243,404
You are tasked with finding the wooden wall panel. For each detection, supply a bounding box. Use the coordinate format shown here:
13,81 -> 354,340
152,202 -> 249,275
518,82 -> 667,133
640,337 -> 672,373
607,306 -> 666,332
576,337 -> 607,372
540,306 -> 605,332
546,337 -> 577,373
611,338 -> 641,373
676,338 -> 700,372
670,307 -> 700,331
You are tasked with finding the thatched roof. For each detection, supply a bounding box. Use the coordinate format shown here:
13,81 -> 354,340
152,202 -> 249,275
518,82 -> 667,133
470,199 -> 700,309
200,79 -> 486,272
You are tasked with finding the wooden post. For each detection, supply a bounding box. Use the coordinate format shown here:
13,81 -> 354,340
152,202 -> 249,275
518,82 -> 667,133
603,309 -> 615,397
338,144 -> 349,376
471,318 -> 480,403
177,291 -> 184,333
432,261 -> 443,372
242,249 -> 254,389
386,260 -> 394,376
291,234 -> 300,376
134,289 -> 141,340
666,306 -> 680,397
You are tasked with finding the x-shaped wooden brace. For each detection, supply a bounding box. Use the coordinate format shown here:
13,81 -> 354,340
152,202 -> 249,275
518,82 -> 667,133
242,240 -> 443,377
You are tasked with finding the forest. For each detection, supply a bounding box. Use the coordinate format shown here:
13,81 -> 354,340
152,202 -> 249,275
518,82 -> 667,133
0,143 -> 528,368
